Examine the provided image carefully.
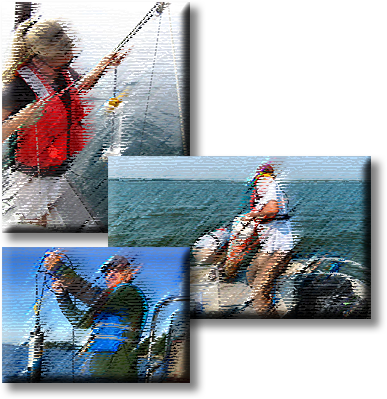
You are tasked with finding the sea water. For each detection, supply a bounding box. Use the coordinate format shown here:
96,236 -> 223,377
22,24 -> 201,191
2,343 -> 161,383
108,179 -> 370,284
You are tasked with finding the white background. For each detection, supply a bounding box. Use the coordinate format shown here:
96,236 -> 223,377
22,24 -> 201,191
231,0 -> 387,92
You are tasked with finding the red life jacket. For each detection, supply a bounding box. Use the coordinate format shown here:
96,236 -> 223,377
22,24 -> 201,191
249,188 -> 258,211
15,63 -> 89,174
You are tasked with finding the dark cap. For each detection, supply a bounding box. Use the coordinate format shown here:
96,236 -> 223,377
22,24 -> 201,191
100,255 -> 130,274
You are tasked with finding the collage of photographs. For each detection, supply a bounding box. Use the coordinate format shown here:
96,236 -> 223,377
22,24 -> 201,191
1,1 -> 383,398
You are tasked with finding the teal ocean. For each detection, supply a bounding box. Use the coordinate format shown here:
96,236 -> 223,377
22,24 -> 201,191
108,179 -> 370,284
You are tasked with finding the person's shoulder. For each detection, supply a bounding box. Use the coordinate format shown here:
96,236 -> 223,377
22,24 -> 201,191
111,283 -> 148,312
2,75 -> 35,115
255,176 -> 274,190
114,283 -> 147,301
3,75 -> 30,94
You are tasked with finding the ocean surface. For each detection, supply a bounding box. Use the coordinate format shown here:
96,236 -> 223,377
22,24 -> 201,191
2,344 -> 163,383
108,179 -> 370,284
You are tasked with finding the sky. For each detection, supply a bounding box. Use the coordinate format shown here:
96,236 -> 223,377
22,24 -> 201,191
2,247 -> 189,345
108,156 -> 370,181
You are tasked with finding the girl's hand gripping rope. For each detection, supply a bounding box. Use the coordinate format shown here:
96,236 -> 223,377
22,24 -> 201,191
77,47 -> 133,92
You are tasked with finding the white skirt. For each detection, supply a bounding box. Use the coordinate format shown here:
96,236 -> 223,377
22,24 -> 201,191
259,219 -> 294,253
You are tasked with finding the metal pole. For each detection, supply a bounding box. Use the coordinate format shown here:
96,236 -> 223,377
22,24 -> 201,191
144,296 -> 189,382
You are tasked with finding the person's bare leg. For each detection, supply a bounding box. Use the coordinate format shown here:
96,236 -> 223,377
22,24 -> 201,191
224,235 -> 261,279
250,251 -> 292,317
224,237 -> 248,278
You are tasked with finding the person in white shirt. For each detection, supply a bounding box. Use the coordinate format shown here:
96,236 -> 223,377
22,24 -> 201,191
224,163 -> 294,317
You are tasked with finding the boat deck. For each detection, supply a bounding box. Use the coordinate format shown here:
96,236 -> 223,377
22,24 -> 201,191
2,174 -> 104,232
190,260 -> 316,318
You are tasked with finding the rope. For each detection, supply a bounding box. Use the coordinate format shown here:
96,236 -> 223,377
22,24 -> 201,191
168,6 -> 188,155
138,11 -> 163,155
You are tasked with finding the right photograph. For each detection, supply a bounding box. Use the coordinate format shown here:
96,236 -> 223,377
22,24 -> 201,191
108,156 -> 371,319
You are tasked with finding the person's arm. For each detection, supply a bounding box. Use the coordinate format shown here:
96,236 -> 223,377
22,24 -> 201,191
44,251 -> 106,308
242,200 -> 279,222
52,279 -> 94,329
77,48 -> 132,92
2,101 -> 45,142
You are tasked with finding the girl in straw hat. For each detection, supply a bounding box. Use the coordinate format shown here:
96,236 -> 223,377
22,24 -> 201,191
2,18 -> 128,229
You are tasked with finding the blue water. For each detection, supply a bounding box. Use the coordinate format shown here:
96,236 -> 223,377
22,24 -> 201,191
2,344 -> 80,382
108,179 -> 370,284
2,344 -> 162,383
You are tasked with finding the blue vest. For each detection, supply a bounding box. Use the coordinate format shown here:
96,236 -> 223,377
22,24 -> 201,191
88,283 -> 148,352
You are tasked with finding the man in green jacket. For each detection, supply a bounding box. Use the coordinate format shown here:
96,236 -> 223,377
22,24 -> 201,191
44,252 -> 148,382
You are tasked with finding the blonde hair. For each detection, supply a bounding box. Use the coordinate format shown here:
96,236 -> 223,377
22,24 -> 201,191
2,18 -> 74,85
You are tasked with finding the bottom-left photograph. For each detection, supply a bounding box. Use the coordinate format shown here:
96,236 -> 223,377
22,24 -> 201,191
2,247 -> 190,383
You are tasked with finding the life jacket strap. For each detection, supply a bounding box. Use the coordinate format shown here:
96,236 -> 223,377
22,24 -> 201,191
18,65 -> 51,99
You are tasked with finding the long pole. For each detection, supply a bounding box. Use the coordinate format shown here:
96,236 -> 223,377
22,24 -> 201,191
27,252 -> 48,383
14,2 -> 39,28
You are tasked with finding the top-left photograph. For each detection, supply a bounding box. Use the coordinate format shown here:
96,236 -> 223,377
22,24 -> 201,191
2,2 -> 189,232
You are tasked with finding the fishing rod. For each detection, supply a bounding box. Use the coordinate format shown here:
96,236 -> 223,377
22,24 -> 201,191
26,249 -> 78,382
113,3 -> 169,53
103,4 -> 174,158
27,250 -> 51,383
107,2 -> 169,102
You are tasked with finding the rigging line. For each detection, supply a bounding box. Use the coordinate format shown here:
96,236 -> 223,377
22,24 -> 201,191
111,66 -> 118,152
138,11 -> 163,155
168,6 -> 188,156
113,67 -> 118,98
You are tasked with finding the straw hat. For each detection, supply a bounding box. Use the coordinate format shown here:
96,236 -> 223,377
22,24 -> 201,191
24,19 -> 74,59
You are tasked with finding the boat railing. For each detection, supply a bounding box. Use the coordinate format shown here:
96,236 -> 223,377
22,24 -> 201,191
144,295 -> 189,382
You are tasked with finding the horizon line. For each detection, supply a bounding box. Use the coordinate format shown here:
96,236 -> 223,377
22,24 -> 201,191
109,177 -> 367,181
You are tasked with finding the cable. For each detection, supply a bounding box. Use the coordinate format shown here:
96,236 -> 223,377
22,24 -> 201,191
138,11 -> 163,155
168,6 -> 188,155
